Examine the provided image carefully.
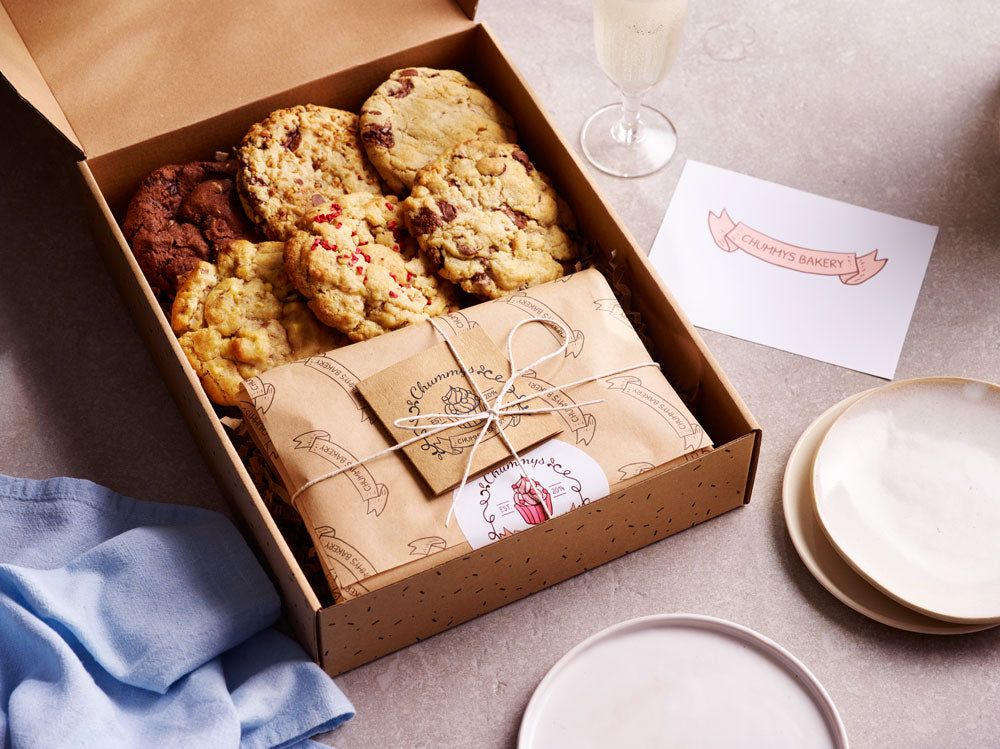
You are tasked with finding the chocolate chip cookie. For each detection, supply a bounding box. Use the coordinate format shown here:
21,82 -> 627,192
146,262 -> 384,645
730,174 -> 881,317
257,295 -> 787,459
236,105 -> 383,240
284,193 -> 459,341
402,139 -> 579,298
171,239 -> 344,406
360,68 -> 517,194
123,160 -> 257,299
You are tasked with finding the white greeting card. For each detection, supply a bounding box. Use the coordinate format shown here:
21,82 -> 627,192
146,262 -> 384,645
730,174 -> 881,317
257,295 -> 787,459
648,160 -> 938,378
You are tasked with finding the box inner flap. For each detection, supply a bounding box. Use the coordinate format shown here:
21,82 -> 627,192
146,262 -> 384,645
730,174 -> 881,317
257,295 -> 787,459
0,2 -> 80,153
1,0 -> 474,159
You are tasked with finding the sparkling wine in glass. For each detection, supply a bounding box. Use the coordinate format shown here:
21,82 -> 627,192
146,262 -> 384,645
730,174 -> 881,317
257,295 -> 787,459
581,0 -> 687,177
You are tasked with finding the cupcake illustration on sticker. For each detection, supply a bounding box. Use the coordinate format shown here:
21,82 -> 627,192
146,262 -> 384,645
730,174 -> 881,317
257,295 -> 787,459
452,441 -> 611,549
512,476 -> 553,524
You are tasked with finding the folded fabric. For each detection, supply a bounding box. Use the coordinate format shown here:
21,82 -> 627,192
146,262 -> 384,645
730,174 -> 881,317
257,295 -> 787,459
0,475 -> 354,748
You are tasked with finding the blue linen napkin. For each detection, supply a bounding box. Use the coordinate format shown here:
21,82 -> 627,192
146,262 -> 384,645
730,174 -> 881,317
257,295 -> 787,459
0,475 -> 354,748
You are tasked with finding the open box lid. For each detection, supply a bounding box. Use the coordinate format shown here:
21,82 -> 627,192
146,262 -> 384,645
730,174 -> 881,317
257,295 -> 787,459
0,0 -> 477,160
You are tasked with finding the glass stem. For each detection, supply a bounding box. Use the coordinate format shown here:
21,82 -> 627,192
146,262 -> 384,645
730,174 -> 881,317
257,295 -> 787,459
615,91 -> 644,144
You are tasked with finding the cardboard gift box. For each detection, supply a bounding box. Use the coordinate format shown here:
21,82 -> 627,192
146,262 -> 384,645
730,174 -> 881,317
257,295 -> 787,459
1,0 -> 761,675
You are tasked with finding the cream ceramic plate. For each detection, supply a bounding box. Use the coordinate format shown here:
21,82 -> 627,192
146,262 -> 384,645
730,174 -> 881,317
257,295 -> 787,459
783,391 -> 992,635
518,614 -> 848,749
812,377 -> 1000,624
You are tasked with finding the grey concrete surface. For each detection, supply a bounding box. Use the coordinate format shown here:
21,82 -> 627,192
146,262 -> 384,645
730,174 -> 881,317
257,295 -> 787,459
2,1 -> 999,747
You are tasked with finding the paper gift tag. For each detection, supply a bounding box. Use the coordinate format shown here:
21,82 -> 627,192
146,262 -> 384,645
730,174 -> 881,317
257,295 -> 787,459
358,327 -> 562,494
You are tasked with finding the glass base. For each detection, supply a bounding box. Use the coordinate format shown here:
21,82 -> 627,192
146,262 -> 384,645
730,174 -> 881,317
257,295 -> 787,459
580,103 -> 678,178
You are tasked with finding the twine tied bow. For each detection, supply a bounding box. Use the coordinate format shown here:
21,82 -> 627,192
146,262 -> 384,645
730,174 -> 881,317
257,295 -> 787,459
291,316 -> 658,526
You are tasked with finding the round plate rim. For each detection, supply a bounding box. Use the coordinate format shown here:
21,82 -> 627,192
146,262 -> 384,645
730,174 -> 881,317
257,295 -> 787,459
517,612 -> 848,749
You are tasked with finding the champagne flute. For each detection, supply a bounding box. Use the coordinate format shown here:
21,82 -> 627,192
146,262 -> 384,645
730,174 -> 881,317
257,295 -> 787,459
581,0 -> 687,177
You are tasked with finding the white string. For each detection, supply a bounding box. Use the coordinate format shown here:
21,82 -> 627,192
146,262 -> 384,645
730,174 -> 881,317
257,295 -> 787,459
289,316 -> 659,526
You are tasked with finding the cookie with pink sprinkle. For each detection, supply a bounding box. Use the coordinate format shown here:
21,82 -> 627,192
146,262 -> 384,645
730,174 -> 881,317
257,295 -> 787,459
284,193 -> 459,341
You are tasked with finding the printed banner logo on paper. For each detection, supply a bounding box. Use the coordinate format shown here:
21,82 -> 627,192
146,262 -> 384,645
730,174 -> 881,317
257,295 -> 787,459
604,375 -> 705,451
407,536 -> 448,557
618,462 -> 654,481
519,369 -> 598,446
433,310 -> 479,338
292,430 -> 389,516
505,292 -> 585,357
300,354 -> 373,422
708,208 -> 888,285
313,525 -> 376,594
243,376 -> 275,414
594,298 -> 632,327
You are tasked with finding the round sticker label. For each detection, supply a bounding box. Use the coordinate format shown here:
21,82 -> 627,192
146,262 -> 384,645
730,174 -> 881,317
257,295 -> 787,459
453,439 -> 610,549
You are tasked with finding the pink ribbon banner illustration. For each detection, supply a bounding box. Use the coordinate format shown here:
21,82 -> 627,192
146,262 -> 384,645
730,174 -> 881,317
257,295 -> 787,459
708,209 -> 887,285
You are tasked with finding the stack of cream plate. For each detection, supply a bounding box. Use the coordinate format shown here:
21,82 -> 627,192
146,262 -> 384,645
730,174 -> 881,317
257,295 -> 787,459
783,377 -> 1000,633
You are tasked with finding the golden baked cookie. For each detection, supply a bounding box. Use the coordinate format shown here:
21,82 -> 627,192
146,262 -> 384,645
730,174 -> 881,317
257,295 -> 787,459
171,239 -> 344,406
360,68 -> 517,195
401,139 -> 579,299
284,193 -> 459,341
236,104 -> 383,240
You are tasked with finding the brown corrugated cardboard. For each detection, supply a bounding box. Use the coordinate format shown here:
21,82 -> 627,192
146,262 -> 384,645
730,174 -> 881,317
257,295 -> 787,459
0,3 -> 79,151
2,2 -> 760,676
1,0 -> 475,158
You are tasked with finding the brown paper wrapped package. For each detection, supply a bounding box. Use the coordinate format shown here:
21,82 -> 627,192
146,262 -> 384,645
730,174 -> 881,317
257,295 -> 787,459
238,269 -> 712,600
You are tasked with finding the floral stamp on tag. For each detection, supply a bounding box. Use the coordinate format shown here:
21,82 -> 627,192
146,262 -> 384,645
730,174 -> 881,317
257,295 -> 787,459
357,327 -> 562,494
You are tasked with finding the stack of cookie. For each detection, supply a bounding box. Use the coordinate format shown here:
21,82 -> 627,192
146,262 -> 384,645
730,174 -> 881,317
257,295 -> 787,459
122,66 -> 580,409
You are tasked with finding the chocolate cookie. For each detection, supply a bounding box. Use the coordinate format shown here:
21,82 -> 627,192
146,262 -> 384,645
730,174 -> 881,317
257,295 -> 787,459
236,105 -> 383,240
360,67 -> 517,194
284,193 -> 459,341
171,239 -> 345,406
123,160 -> 256,299
402,139 -> 579,298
